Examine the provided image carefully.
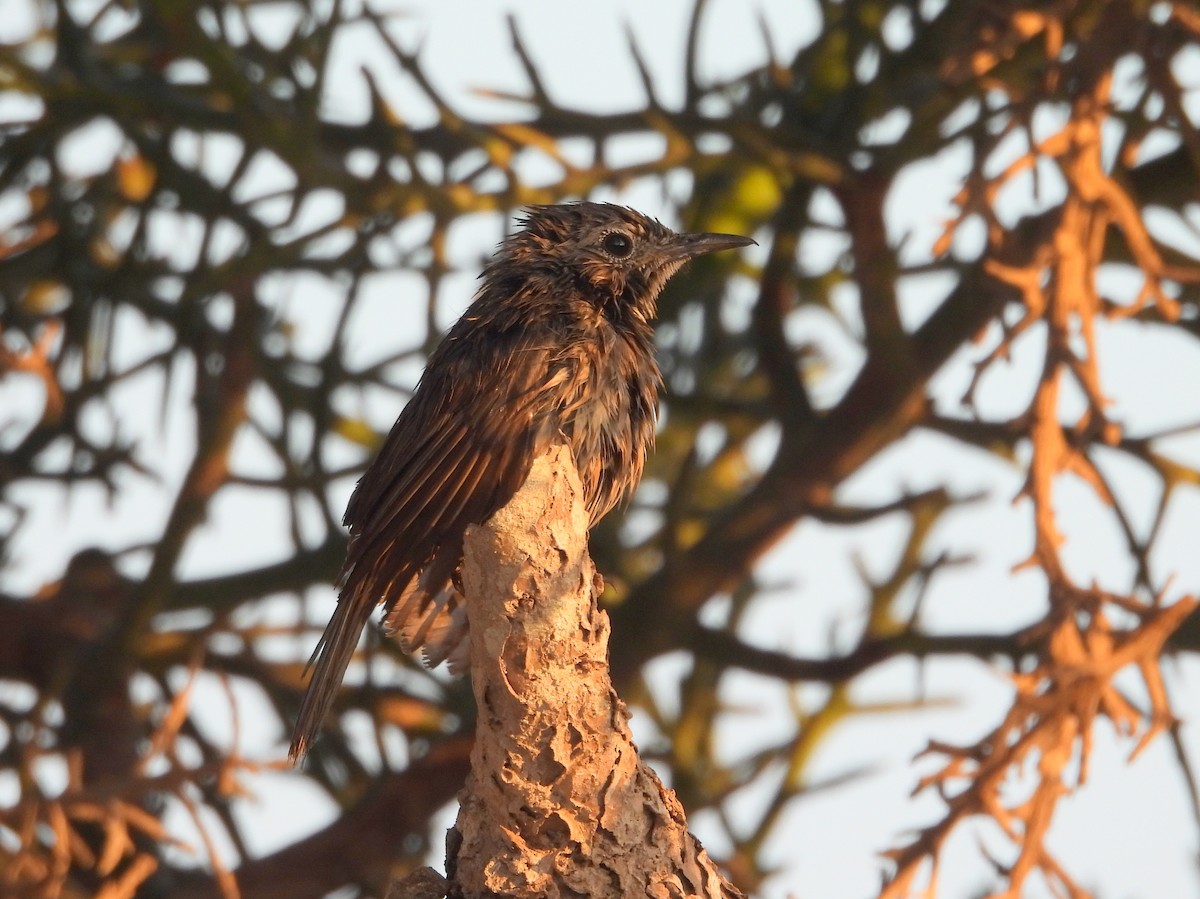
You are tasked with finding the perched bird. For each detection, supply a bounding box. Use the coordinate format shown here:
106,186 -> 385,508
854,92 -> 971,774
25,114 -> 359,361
290,202 -> 753,760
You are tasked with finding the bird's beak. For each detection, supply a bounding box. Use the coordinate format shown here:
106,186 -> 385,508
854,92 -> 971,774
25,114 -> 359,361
667,231 -> 757,261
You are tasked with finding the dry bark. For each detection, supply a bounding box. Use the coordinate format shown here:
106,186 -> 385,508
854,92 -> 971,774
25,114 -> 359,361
440,444 -> 742,899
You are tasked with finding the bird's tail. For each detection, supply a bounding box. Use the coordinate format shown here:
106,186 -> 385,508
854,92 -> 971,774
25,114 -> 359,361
289,587 -> 375,762
290,558 -> 469,761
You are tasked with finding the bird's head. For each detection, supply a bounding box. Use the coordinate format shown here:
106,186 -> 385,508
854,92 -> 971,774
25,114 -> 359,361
489,203 -> 755,323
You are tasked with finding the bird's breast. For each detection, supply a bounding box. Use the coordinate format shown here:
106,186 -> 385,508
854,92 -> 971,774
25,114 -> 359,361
554,325 -> 659,524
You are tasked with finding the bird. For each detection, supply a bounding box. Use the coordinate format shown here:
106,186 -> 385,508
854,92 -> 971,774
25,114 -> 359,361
290,202 -> 754,760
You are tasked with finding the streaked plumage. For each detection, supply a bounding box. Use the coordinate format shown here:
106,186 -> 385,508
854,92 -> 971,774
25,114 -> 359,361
290,203 -> 753,760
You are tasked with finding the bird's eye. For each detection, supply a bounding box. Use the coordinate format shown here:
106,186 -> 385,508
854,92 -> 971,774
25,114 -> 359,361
602,231 -> 634,258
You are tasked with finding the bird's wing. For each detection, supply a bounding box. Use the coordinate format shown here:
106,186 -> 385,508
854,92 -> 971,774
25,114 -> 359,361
290,323 -> 557,759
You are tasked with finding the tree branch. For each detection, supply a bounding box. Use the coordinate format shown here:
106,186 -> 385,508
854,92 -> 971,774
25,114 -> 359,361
172,739 -> 472,899
445,444 -> 742,898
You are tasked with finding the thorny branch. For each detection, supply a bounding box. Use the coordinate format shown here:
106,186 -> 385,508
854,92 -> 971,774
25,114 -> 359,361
879,6 -> 1200,897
